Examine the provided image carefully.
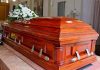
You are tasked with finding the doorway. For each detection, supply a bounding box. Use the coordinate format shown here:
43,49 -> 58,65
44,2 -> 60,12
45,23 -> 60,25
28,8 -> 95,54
58,1 -> 66,16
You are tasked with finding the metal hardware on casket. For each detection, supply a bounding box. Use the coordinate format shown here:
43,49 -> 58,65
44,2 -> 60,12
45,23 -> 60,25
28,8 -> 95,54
44,56 -> 49,61
31,47 -> 50,61
31,45 -> 35,52
7,35 -> 9,38
85,49 -> 91,56
39,48 -> 43,57
91,52 -> 94,56
71,57 -> 77,62
18,40 -> 21,45
7,35 -> 9,39
71,51 -> 80,62
14,38 -> 17,43
76,51 -> 81,60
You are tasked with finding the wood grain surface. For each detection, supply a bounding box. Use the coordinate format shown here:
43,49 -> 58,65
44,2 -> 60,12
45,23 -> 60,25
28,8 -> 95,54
2,17 -> 99,70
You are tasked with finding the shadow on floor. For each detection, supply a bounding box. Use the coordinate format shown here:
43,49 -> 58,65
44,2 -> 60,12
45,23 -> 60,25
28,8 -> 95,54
78,64 -> 92,70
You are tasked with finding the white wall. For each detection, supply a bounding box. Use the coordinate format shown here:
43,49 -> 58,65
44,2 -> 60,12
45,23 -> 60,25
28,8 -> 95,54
43,0 -> 94,24
7,0 -> 94,24
82,0 -> 94,25
43,0 -> 49,16
52,0 -> 75,17
43,0 -> 82,19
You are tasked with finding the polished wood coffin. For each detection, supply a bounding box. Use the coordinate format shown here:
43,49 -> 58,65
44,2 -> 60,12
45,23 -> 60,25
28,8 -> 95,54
2,17 -> 99,70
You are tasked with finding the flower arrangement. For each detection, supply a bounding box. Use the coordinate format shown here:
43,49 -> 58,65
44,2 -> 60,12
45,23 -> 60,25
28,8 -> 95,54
8,4 -> 39,21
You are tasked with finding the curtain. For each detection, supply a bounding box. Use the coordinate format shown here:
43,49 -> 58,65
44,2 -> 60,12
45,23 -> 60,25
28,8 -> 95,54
93,0 -> 100,45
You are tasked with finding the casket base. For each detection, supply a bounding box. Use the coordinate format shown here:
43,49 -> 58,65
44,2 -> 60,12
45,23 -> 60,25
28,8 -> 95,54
4,38 -> 96,70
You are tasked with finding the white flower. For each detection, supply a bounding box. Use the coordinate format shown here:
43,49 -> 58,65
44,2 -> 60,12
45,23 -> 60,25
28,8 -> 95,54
13,9 -> 20,15
22,13 -> 27,17
9,4 -> 39,20
19,4 -> 23,8
12,15 -> 19,17
19,13 -> 23,16
29,13 -> 33,17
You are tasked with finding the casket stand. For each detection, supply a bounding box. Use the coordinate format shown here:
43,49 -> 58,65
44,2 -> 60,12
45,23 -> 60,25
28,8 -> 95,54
2,17 -> 99,70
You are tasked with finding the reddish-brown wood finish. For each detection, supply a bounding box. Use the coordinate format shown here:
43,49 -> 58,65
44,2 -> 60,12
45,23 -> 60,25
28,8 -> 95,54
2,17 -> 99,70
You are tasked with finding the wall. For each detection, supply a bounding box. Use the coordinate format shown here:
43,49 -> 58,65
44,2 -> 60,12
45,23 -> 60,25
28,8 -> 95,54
2,0 -> 94,24
43,0 -> 82,19
7,0 -> 83,18
82,0 -> 94,25
51,0 -> 74,17
43,0 -> 49,16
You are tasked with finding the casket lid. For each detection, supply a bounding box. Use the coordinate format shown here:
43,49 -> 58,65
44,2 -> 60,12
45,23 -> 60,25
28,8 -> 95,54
29,17 -> 90,28
2,17 -> 99,44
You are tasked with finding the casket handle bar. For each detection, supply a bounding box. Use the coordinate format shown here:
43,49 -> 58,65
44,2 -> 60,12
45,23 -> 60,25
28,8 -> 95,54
14,38 -> 17,43
18,40 -> 21,45
5,37 -> 51,62
85,48 -> 94,56
85,49 -> 91,56
39,48 -> 50,61
71,49 -> 94,62
7,35 -> 9,39
71,51 -> 80,62
14,38 -> 21,45
31,46 -> 50,61
6,34 -> 21,45
39,48 -> 43,57
76,51 -> 81,60
31,45 -> 35,52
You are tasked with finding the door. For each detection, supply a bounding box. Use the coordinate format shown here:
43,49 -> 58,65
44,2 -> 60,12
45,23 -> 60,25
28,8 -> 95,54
46,0 -> 82,19
58,1 -> 65,16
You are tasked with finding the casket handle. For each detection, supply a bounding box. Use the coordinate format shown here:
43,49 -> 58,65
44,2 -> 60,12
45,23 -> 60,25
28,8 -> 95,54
75,51 -> 81,60
31,47 -> 50,61
7,33 -> 10,39
7,35 -> 9,39
31,45 -> 35,52
85,49 -> 91,56
85,49 -> 94,56
39,48 -> 43,57
71,51 -> 80,62
71,57 -> 77,62
14,38 -> 17,43
71,49 -> 94,62
44,56 -> 49,61
18,40 -> 21,45
6,37 -> 51,62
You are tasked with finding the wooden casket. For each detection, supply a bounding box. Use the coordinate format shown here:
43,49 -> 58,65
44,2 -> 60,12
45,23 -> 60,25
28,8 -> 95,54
2,17 -> 99,70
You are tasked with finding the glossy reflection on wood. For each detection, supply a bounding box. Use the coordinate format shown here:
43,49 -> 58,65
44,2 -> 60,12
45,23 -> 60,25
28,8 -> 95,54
2,17 -> 99,70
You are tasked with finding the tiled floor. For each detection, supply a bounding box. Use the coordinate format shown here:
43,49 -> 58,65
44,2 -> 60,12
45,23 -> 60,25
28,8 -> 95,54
0,44 -> 100,70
